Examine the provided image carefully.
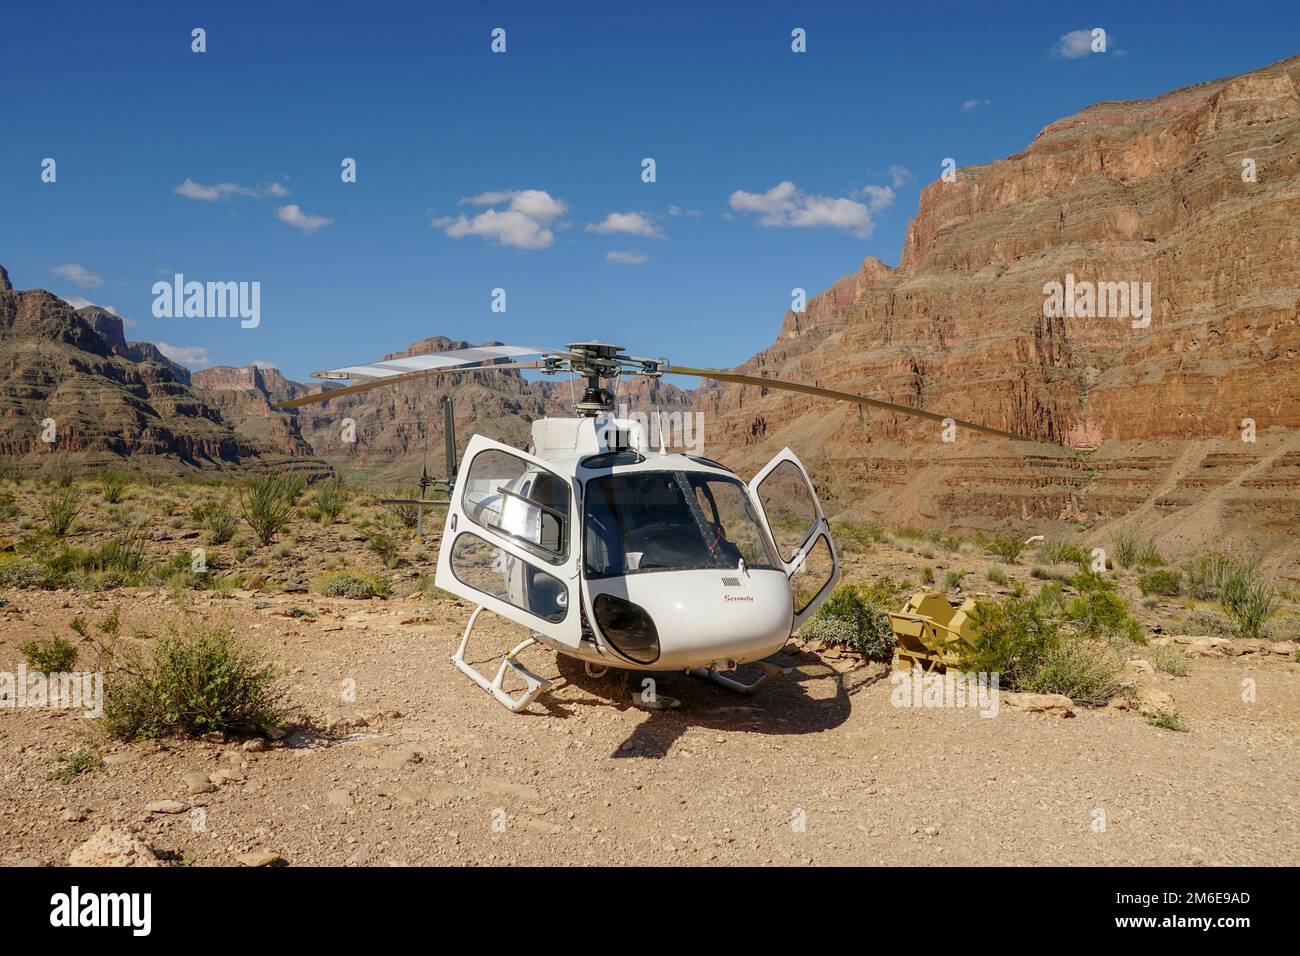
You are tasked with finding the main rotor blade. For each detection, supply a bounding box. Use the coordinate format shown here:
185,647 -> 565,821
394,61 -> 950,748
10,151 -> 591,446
275,360 -> 543,409
668,365 -> 1035,442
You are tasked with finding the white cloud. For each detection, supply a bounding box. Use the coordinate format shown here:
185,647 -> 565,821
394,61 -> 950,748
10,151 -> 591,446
962,98 -> 992,112
729,181 -> 888,238
888,165 -> 914,188
860,185 -> 895,213
586,211 -> 664,239
433,189 -> 568,250
605,250 -> 648,265
276,204 -> 333,233
668,204 -> 702,217
250,359 -> 280,369
155,343 -> 211,367
175,178 -> 257,201
1050,29 -> 1107,59
262,182 -> 289,198
51,263 -> 103,288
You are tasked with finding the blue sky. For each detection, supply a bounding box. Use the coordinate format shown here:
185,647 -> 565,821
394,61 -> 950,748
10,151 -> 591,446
1,0 -> 1296,382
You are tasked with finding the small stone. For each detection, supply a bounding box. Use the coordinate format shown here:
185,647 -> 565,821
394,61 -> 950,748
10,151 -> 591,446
326,789 -> 353,808
61,808 -> 86,823
210,768 -> 245,786
145,800 -> 190,815
924,826 -> 939,837
182,771 -> 216,794
241,738 -> 267,753
69,827 -> 163,867
235,851 -> 282,867
1001,692 -> 1075,717
378,747 -> 420,769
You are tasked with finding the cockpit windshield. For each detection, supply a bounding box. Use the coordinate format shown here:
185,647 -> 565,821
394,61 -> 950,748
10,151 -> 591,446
583,471 -> 778,578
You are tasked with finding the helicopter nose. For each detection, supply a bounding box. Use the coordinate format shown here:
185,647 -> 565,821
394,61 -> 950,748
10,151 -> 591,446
596,569 -> 794,670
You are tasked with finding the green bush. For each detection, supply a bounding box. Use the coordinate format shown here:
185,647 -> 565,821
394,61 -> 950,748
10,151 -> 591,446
1038,539 -> 1088,568
958,593 -> 1129,705
1066,589 -> 1144,645
314,480 -> 349,525
986,566 -> 1010,586
1021,639 -> 1125,707
316,570 -> 391,600
800,583 -> 896,661
1183,553 -> 1277,637
0,554 -> 53,588
942,569 -> 967,591
1137,568 -> 1181,597
921,566 -> 935,585
102,625 -> 285,740
984,534 -> 1024,563
194,500 -> 238,545
238,475 -> 301,546
19,635 -> 78,672
1148,644 -> 1189,677
366,529 -> 400,566
42,486 -> 82,537
1230,580 -> 1278,639
1146,711 -> 1188,732
1070,569 -> 1116,594
1112,530 -> 1163,570
99,470 -> 129,503
49,747 -> 102,783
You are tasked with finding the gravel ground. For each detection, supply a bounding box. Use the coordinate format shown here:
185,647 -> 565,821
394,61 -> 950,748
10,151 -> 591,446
2,583 -> 1296,867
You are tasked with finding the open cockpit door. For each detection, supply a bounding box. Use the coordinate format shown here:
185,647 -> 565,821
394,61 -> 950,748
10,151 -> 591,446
435,434 -> 582,649
748,448 -> 840,629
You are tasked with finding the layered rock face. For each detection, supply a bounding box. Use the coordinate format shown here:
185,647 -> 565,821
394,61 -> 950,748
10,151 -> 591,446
190,365 -> 316,457
696,55 -> 1300,566
0,273 -> 320,474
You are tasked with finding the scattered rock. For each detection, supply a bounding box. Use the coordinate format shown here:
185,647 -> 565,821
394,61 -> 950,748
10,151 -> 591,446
326,789 -> 353,808
182,771 -> 216,794
241,738 -> 267,753
210,768 -> 245,786
69,827 -> 163,867
1125,658 -> 1156,675
1135,687 -> 1175,717
378,747 -> 420,769
1001,692 -> 1076,717
1268,641 -> 1296,656
235,851 -> 283,867
144,800 -> 190,815
61,808 -> 86,823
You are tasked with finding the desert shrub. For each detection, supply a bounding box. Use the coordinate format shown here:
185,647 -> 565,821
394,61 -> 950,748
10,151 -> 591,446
1146,711 -> 1188,732
0,489 -> 17,518
942,569 -> 967,591
1070,570 -> 1116,594
1111,530 -> 1163,570
49,747 -> 102,783
19,635 -> 78,672
831,520 -> 883,554
1179,606 -> 1236,637
985,534 -> 1024,563
387,500 -> 421,530
1182,552 -> 1234,600
238,474 -> 301,546
959,594 -> 1127,705
1021,639 -> 1125,707
314,480 -> 349,524
316,570 -> 391,600
958,596 -> 1062,689
1065,589 -> 1144,645
1230,580 -> 1278,638
1030,564 -> 1073,582
99,470 -> 129,503
91,521 -> 149,579
1039,539 -> 1088,567
366,529 -> 400,567
102,625 -> 285,740
986,566 -> 1010,586
859,576 -> 903,609
921,566 -> 935,585
192,500 -> 238,544
0,554 -> 53,588
1137,568 -> 1181,597
42,485 -> 82,537
1148,644 -> 1189,677
800,583 -> 895,661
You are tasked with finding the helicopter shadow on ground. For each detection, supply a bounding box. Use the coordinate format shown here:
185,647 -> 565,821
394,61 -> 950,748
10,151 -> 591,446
547,647 -> 890,759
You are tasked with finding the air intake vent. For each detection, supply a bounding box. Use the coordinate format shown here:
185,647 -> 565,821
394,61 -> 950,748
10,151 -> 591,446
721,576 -> 742,588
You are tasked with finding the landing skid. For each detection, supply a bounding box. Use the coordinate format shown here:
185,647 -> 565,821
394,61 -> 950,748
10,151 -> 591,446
451,606 -> 553,713
688,660 -> 791,696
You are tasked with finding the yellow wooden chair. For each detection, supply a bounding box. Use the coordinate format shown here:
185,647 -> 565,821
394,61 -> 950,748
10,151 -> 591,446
887,592 -> 979,673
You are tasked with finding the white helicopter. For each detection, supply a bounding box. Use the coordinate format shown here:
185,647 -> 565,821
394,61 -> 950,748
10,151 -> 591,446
280,341 -> 1031,712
